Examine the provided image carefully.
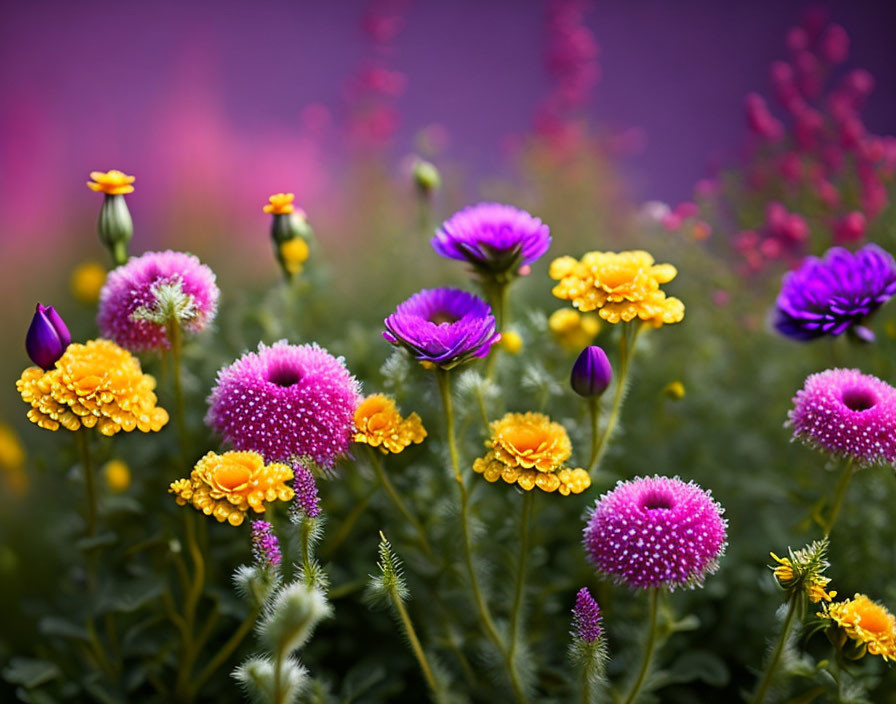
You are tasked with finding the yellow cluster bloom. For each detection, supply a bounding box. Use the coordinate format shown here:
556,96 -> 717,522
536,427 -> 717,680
279,237 -> 310,275
549,250 -> 684,326
473,412 -> 590,495
87,170 -> 135,195
770,551 -> 836,603
822,594 -> 896,662
264,192 -> 296,215
170,451 -> 295,526
16,340 -> 169,436
70,261 -> 107,305
0,422 -> 27,496
354,394 -> 427,454
103,459 -> 131,493
548,308 -> 600,350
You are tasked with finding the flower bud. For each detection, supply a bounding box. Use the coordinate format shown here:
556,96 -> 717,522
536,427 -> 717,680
570,346 -> 612,397
412,159 -> 441,195
25,303 -> 71,370
97,194 -> 134,265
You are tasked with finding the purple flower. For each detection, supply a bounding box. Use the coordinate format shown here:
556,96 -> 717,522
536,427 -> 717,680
432,203 -> 551,279
584,476 -> 727,591
383,288 -> 501,369
290,461 -> 322,519
26,303 -> 71,369
572,588 -> 602,643
206,341 -> 360,468
98,250 -> 220,352
789,368 -> 896,466
250,519 -> 282,567
570,346 -> 612,397
774,244 -> 896,342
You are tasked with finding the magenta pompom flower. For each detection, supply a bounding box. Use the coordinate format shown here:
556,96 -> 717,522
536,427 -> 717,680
788,368 -> 896,466
98,250 -> 219,352
206,341 -> 360,468
584,476 -> 727,591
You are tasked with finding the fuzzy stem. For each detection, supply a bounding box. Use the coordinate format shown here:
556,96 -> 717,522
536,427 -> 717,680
750,595 -> 800,704
508,491 -> 535,661
300,518 -> 316,587
823,458 -> 855,538
390,583 -> 441,696
623,587 -> 661,704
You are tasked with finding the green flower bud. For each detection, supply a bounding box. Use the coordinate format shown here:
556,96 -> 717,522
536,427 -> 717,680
97,194 -> 133,266
413,159 -> 441,195
259,582 -> 331,656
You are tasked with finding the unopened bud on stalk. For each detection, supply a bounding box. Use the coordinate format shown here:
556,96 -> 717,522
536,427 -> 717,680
412,158 -> 441,196
570,346 -> 612,397
264,193 -> 313,280
87,170 -> 135,265
25,303 -> 71,370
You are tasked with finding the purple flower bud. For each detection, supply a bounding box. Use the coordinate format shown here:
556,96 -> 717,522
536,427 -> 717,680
250,519 -> 282,567
570,346 -> 612,397
572,588 -> 602,643
25,303 -> 71,370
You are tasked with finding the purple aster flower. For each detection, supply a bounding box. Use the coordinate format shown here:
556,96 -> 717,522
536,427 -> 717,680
98,250 -> 220,352
774,244 -> 896,342
432,202 -> 551,279
206,341 -> 361,468
250,519 -> 282,567
383,288 -> 501,369
289,461 -> 322,519
788,368 -> 896,466
584,476 -> 727,591
572,588 -> 602,643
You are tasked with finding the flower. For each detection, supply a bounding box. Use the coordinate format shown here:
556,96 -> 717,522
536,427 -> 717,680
251,519 -> 283,567
572,588 -> 603,643
279,238 -> 310,275
788,368 -> 896,465
87,169 -> 135,195
662,381 -> 686,400
169,451 -> 295,526
98,250 -> 220,352
432,203 -> 551,280
290,462 -> 322,519
774,244 -> 896,342
354,394 -> 426,454
548,308 -> 600,350
473,412 -> 591,495
822,594 -> 896,662
103,460 -> 131,493
550,250 -> 684,326
71,262 -> 107,305
0,422 -> 27,496
570,346 -> 612,397
583,476 -> 727,590
770,539 -> 836,603
206,341 -> 360,467
383,288 -> 501,369
263,193 -> 296,215
25,303 -> 71,370
500,330 -> 524,355
16,339 -> 169,436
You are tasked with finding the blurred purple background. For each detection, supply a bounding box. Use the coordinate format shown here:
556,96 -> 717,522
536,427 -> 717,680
1,0 -> 894,260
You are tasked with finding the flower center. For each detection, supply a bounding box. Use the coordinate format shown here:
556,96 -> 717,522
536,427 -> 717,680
505,425 -> 546,452
213,463 -> 252,491
268,365 -> 303,387
842,387 -> 877,412
641,490 -> 674,511
429,312 -> 460,325
856,605 -> 892,634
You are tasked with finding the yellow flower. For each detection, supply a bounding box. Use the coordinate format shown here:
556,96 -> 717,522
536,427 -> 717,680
169,451 -> 295,526
663,381 -> 686,400
16,339 -> 169,436
548,308 -> 601,350
770,551 -> 836,603
264,192 -> 296,215
103,459 -> 131,493
822,594 -> 896,662
550,250 -> 684,326
70,261 -> 107,305
500,330 -> 523,355
279,238 -> 310,275
87,170 -> 135,195
354,394 -> 427,454
0,422 -> 27,496
473,412 -> 590,495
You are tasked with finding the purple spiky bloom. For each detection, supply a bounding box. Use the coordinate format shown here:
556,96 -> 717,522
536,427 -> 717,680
98,250 -> 219,352
206,341 -> 360,468
432,202 -> 551,276
250,519 -> 282,567
383,288 -> 501,369
290,462 -> 322,519
789,368 -> 896,466
774,244 -> 896,342
584,476 -> 727,591
572,588 -> 602,643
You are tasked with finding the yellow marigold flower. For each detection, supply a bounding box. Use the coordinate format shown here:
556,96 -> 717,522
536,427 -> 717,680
473,412 -> 590,495
103,459 -> 131,493
0,422 -> 27,496
87,170 -> 135,195
16,339 -> 169,436
70,261 -> 107,305
264,192 -> 296,215
550,250 -> 684,326
500,330 -> 523,355
548,308 -> 601,350
354,394 -> 426,454
169,451 -> 295,526
279,237 -> 310,275
822,594 -> 896,662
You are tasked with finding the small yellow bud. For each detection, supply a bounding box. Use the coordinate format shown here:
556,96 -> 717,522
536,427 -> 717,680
70,261 -> 107,305
279,238 -> 310,275
500,331 -> 523,355
104,459 -> 131,493
663,381 -> 685,400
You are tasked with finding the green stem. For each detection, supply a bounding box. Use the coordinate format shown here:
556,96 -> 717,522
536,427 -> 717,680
508,491 -> 535,661
189,608 -> 259,700
367,447 -> 438,563
391,585 -> 441,696
751,596 -> 800,704
322,486 -> 376,559
623,587 -> 661,704
272,642 -> 286,704
300,518 -> 317,587
585,396 -> 601,476
435,369 -> 528,703
166,318 -> 188,458
175,511 -> 206,700
485,280 -> 510,380
77,430 -> 98,538
823,458 -> 855,538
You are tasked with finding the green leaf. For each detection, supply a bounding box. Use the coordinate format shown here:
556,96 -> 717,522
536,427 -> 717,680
74,532 -> 117,552
664,650 -> 729,687
38,617 -> 89,642
2,658 -> 60,689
